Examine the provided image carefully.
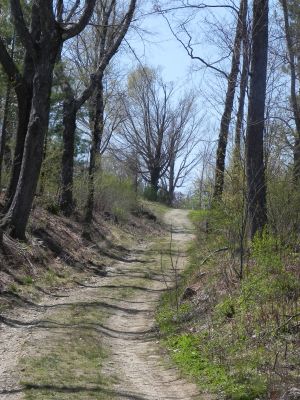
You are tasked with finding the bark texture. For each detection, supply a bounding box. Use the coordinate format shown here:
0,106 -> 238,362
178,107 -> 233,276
233,24 -> 250,165
245,0 -> 269,237
4,63 -> 34,211
85,77 -> 104,223
3,63 -> 55,238
0,81 -> 11,189
0,0 -> 96,239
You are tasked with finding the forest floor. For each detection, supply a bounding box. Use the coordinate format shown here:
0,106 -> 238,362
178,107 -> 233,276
0,208 -> 204,400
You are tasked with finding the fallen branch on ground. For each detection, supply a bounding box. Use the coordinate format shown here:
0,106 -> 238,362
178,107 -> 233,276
200,247 -> 229,266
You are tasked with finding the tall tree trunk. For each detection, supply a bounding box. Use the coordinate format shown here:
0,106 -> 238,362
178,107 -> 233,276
281,0 -> 300,183
213,0 -> 248,200
1,49 -> 58,238
245,0 -> 268,238
0,26 -> 16,184
0,0 -> 96,239
4,78 -> 33,211
233,31 -> 250,165
132,154 -> 139,194
58,0 -> 136,218
59,96 -> 76,217
0,81 -> 12,189
150,169 -> 160,199
4,5 -> 40,211
85,76 -> 104,224
168,158 -> 175,206
39,129 -> 49,196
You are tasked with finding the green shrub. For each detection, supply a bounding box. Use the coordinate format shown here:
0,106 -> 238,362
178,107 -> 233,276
73,171 -> 137,219
267,175 -> 300,246
46,201 -> 60,215
143,185 -> 158,201
95,173 -> 137,220
21,276 -> 34,285
157,294 -> 192,335
215,297 -> 235,320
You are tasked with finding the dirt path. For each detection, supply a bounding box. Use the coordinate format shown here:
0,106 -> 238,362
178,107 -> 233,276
0,209 -> 201,400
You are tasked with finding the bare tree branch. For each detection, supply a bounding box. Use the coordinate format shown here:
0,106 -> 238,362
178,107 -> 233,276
62,0 -> 96,40
10,0 -> 36,58
161,12 -> 228,78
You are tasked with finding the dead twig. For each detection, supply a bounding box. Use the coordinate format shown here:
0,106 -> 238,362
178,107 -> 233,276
200,247 -> 229,266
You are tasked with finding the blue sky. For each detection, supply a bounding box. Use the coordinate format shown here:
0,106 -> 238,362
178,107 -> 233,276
125,2 -> 236,124
120,2 -> 238,192
132,13 -> 192,83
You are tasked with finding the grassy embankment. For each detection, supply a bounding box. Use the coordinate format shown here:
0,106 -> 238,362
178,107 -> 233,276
156,209 -> 300,399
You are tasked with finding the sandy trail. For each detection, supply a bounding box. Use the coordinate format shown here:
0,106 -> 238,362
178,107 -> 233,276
0,209 -> 202,400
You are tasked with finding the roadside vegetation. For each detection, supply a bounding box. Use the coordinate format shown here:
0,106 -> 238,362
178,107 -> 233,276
0,1 -> 300,400
157,200 -> 300,399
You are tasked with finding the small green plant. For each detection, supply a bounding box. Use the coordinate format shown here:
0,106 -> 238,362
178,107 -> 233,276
8,283 -> 19,293
43,269 -> 59,286
157,301 -> 192,335
112,205 -> 127,222
215,297 -> 235,320
166,333 -> 267,400
46,201 -> 60,215
21,276 -> 34,285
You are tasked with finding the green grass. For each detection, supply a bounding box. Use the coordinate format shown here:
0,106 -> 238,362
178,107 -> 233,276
141,200 -> 170,220
156,222 -> 300,399
22,330 -> 111,400
20,276 -> 34,285
20,288 -> 114,400
166,333 -> 267,400
188,209 -> 210,224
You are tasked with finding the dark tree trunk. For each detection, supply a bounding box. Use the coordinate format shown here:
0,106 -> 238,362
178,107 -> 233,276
132,154 -> 139,194
213,0 -> 248,200
39,129 -> 49,196
0,0 -> 96,239
4,5 -> 40,211
85,76 -> 104,224
150,170 -> 160,199
245,0 -> 268,238
59,97 -> 76,217
281,0 -> 300,183
1,60 -> 56,239
4,78 -> 33,211
0,81 -> 12,189
58,0 -> 136,219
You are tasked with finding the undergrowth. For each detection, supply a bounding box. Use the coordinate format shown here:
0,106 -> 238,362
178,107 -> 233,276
156,209 -> 300,399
